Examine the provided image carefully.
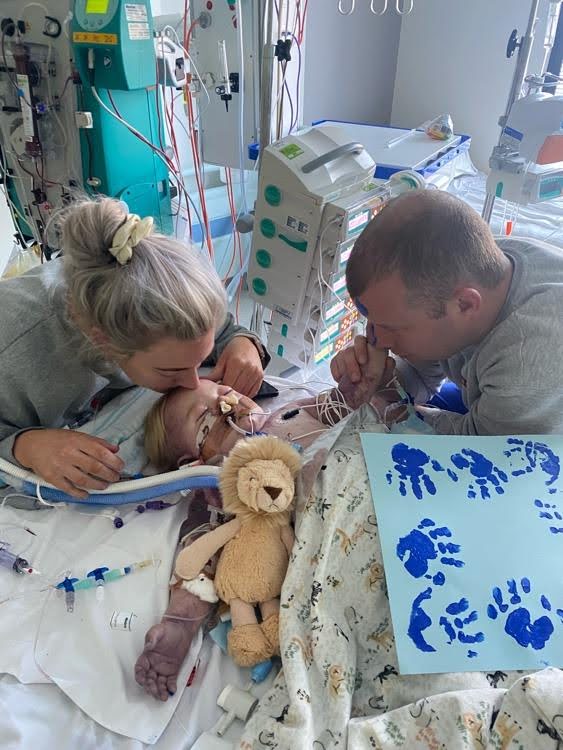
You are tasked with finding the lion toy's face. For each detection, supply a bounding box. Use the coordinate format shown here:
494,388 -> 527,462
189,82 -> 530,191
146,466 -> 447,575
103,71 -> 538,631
236,458 -> 295,514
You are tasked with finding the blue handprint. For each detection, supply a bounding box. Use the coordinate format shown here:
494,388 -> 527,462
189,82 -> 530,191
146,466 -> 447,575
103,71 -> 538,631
450,448 -> 508,499
504,439 -> 560,486
534,499 -> 563,534
439,598 -> 485,656
487,578 -> 563,650
408,587 -> 436,653
396,518 -> 464,584
386,443 -> 440,500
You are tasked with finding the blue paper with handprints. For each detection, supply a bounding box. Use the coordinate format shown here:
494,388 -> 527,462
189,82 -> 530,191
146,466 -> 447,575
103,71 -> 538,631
360,434 -> 563,674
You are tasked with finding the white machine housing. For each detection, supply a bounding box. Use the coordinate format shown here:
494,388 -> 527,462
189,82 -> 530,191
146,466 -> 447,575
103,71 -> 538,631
248,124 -> 419,368
487,90 -> 563,204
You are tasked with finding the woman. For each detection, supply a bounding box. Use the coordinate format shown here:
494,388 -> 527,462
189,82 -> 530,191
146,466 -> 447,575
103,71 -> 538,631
0,197 -> 267,498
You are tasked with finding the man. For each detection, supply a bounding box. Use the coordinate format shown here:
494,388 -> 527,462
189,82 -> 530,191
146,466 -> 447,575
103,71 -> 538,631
331,189 -> 563,435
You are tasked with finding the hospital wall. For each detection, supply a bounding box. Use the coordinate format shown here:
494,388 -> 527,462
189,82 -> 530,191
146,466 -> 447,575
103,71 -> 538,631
391,0 -> 551,171
302,2 -> 402,126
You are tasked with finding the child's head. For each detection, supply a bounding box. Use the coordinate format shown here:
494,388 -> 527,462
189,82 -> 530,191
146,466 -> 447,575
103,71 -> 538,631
145,379 -> 265,470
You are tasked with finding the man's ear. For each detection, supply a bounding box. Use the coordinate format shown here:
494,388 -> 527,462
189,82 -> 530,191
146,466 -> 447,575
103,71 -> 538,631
454,287 -> 482,317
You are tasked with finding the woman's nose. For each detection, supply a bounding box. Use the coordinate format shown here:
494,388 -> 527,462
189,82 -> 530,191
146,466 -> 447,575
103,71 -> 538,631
176,369 -> 200,389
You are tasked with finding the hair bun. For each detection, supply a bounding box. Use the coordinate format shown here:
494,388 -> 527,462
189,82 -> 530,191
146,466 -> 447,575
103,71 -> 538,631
61,197 -> 129,270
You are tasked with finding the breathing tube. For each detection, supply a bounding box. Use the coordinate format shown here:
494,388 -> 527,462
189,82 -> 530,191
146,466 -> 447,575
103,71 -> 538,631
0,457 -> 220,507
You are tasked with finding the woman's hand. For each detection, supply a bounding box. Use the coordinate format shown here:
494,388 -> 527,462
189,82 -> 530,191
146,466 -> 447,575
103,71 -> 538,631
13,429 -> 124,499
207,337 -> 264,397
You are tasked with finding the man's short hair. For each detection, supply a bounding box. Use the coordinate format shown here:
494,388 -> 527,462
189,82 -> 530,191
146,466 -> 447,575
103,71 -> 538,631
346,190 -> 506,318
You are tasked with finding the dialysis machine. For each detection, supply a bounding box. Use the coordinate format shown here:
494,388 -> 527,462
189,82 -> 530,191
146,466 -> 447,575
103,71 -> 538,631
248,124 -> 422,369
0,0 -> 176,255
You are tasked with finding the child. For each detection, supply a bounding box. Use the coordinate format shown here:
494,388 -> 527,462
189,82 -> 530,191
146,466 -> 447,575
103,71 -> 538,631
135,347 -> 390,701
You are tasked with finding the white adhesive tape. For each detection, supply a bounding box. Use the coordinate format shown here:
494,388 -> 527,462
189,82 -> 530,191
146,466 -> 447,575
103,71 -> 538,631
110,610 -> 136,631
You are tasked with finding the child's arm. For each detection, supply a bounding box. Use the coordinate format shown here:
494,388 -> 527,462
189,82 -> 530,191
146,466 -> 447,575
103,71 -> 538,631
176,518 -> 241,580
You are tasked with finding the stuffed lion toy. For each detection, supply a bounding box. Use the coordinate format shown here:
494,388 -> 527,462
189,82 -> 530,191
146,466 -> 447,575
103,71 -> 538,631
175,435 -> 302,667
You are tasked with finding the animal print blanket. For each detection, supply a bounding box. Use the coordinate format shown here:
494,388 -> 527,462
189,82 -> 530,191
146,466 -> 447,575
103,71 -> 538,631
238,406 -> 563,749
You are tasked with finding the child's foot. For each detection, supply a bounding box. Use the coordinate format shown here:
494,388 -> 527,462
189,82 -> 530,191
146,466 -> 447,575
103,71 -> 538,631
339,347 -> 391,410
135,587 -> 210,701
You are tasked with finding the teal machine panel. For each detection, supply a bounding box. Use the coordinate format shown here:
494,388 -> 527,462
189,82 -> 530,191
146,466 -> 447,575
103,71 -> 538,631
72,0 -> 172,233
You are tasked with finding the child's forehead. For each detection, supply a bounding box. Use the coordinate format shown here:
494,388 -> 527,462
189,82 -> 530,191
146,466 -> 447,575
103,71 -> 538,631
163,381 -> 225,418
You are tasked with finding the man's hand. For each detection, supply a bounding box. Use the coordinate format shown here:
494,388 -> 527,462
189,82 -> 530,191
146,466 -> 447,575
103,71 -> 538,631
331,336 -> 392,410
13,429 -> 124,499
207,336 -> 264,397
330,335 -> 370,385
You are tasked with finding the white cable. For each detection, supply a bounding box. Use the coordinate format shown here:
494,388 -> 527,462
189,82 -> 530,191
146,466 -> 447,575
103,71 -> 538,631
18,2 -> 49,18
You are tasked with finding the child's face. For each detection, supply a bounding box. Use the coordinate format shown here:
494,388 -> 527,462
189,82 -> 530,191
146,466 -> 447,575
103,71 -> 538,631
163,379 -> 265,463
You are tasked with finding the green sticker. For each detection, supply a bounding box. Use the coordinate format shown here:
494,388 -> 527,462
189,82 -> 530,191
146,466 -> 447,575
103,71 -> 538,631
280,143 -> 304,160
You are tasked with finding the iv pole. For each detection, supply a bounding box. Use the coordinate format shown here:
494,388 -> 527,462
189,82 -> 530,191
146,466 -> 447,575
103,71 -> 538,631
259,0 -> 276,156
482,0 -> 543,223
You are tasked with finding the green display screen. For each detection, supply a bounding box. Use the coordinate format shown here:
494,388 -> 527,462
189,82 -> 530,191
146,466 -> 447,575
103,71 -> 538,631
86,0 -> 110,14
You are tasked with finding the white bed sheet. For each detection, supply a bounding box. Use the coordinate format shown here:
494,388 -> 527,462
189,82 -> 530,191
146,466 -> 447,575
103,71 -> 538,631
0,375 -> 321,749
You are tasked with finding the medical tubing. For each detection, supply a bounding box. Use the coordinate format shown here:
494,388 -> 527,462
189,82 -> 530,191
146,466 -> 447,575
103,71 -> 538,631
0,456 -> 220,505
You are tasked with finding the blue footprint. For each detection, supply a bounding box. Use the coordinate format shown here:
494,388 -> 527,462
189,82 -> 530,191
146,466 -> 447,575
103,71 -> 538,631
439,597 -> 485,655
534,499 -> 563,535
450,448 -> 508,499
487,578 -> 563,650
396,518 -> 464,584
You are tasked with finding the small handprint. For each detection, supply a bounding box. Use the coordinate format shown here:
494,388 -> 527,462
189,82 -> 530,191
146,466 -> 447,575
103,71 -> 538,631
450,448 -> 508,499
534,499 -> 563,534
504,438 -> 560,486
396,518 -> 464,584
439,597 -> 485,655
386,443 -> 438,500
487,578 -> 563,650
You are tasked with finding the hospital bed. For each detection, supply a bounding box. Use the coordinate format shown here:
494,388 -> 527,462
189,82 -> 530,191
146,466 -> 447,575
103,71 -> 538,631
1,176 -> 562,749
0,375 -> 318,750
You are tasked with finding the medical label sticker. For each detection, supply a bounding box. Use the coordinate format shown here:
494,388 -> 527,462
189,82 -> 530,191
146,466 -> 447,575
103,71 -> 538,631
125,3 -> 148,22
128,22 -> 150,40
280,143 -> 304,160
110,611 -> 136,631
73,31 -> 118,44
16,75 -> 34,140
501,126 -> 524,150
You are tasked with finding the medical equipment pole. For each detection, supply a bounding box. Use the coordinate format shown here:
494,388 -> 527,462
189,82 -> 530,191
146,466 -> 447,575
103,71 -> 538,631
482,0 -> 543,222
259,0 -> 275,156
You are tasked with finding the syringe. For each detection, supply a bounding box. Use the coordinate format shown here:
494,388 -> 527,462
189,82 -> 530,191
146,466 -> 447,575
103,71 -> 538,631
0,542 -> 37,575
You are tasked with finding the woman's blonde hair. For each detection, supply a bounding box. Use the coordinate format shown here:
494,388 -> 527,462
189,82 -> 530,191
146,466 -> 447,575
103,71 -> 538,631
144,394 -> 173,471
59,196 -> 227,356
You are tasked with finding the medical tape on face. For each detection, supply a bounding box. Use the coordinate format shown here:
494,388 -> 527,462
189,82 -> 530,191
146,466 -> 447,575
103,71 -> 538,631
196,412 -> 220,456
